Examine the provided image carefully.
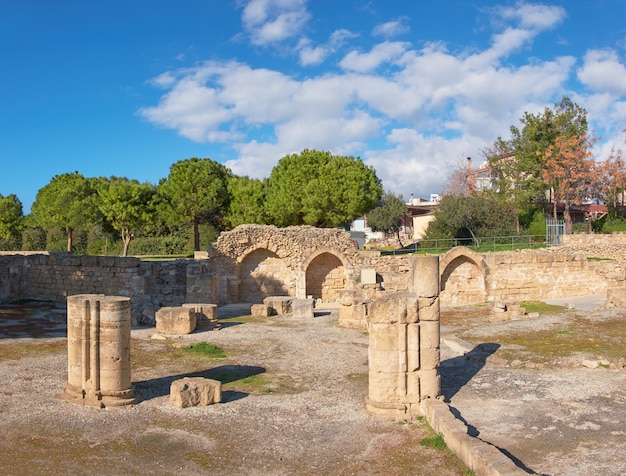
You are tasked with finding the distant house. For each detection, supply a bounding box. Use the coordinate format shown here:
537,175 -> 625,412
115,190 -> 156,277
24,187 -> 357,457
349,193 -> 441,244
406,194 -> 441,240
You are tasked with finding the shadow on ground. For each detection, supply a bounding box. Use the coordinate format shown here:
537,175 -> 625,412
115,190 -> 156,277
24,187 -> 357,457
134,364 -> 266,403
440,343 -> 500,401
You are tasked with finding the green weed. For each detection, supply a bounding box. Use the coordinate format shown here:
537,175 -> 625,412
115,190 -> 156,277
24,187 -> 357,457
183,342 -> 226,358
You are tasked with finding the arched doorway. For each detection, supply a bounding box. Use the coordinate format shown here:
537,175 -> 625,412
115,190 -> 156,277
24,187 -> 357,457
440,256 -> 487,305
239,249 -> 289,303
305,252 -> 345,302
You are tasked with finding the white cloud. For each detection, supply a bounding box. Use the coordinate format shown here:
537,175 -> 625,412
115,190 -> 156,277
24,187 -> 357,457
297,29 -> 358,66
141,2 -> 624,200
339,41 -> 409,72
241,0 -> 310,46
578,49 -> 626,96
496,2 -> 566,31
372,17 -> 410,38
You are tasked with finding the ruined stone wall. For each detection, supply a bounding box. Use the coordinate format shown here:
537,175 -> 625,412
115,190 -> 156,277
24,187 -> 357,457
560,233 -> 626,264
484,249 -> 616,302
0,253 -> 188,323
2,228 -> 626,318
197,225 -> 364,304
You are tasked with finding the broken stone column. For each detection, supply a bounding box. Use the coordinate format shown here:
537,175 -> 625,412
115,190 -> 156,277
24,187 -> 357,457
366,255 -> 440,418
62,294 -> 138,408
338,289 -> 370,329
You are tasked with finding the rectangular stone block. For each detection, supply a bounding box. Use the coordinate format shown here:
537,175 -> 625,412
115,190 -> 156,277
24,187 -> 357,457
369,349 -> 402,373
419,321 -> 440,349
418,297 -> 440,321
419,369 -> 440,399
370,292 -> 418,324
182,303 -> 220,331
263,296 -> 293,315
360,268 -> 377,285
251,304 -> 270,317
368,323 -> 400,351
292,298 -> 314,318
420,347 -> 440,371
155,306 -> 196,335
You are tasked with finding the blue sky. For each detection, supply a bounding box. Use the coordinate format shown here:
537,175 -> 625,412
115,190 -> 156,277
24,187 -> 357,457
2,0 -> 626,213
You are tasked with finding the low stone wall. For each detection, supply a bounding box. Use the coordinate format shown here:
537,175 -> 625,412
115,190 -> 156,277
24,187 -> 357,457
2,228 -> 625,322
0,253 -> 188,324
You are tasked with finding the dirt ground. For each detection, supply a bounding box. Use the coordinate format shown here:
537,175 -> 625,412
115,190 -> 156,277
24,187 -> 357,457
2,297 -> 625,475
0,303 -> 470,476
441,297 -> 626,476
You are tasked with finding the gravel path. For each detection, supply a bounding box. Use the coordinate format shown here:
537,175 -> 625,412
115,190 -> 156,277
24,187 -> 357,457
0,304 -> 468,476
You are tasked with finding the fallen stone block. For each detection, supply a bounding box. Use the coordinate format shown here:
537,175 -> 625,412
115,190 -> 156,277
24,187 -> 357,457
182,303 -> 220,331
155,306 -> 196,335
582,359 -> 599,369
263,296 -> 293,315
292,298 -> 314,318
251,304 -> 270,317
170,377 -> 222,408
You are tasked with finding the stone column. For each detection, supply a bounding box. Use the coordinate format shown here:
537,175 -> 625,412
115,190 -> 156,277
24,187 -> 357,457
62,294 -> 138,408
366,255 -> 440,418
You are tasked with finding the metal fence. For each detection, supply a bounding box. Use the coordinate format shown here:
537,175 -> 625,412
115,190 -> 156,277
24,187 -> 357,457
379,234 -> 549,255
546,219 -> 566,247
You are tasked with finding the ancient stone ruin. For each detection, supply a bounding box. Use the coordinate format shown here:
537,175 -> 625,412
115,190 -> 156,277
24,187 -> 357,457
61,294 -> 138,408
366,255 -> 441,417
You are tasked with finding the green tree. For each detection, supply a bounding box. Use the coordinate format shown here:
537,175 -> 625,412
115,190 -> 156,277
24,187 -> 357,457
157,158 -> 232,251
99,177 -> 157,256
226,176 -> 268,228
367,192 -> 408,247
487,97 -> 588,222
264,149 -> 383,227
424,195 -> 517,243
0,193 -> 24,250
30,172 -> 101,252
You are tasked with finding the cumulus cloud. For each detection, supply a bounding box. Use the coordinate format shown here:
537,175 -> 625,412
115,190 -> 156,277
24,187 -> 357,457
297,29 -> 358,66
372,17 -> 410,38
578,49 -> 626,96
140,1 -> 626,199
241,0 -> 310,46
339,41 -> 409,72
496,2 -> 566,30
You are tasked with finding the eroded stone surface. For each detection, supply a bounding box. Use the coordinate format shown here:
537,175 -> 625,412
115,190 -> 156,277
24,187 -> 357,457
155,306 -> 196,335
170,377 -> 222,408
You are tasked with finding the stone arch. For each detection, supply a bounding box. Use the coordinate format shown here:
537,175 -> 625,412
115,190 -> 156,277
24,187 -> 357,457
302,248 -> 349,302
439,247 -> 489,306
237,247 -> 291,303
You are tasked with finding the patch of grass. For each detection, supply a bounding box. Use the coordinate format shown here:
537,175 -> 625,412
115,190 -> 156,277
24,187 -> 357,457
587,257 -> 613,261
182,342 -> 226,358
415,417 -> 475,476
520,300 -> 567,315
0,340 -> 66,360
463,313 -> 626,365
419,433 -> 447,450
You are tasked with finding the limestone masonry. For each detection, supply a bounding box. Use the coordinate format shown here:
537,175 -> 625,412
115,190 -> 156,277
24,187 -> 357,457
0,227 -> 622,325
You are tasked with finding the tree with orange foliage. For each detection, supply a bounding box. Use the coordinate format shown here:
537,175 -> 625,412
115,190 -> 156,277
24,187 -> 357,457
600,148 -> 626,218
542,133 -> 599,234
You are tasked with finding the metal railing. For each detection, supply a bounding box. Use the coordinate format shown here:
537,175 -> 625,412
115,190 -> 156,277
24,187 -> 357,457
379,235 -> 549,255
